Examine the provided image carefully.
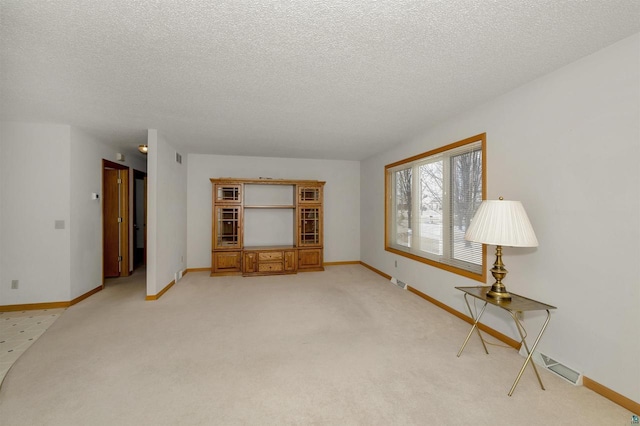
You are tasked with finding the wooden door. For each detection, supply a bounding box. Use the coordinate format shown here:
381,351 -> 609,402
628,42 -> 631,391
298,249 -> 323,270
214,184 -> 242,203
214,251 -> 241,273
214,206 -> 242,249
243,252 -> 257,274
102,161 -> 130,279
103,169 -> 120,277
298,185 -> 323,204
284,250 -> 297,272
298,207 -> 321,246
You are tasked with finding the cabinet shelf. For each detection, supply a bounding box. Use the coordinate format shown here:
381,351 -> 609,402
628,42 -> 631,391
244,205 -> 296,209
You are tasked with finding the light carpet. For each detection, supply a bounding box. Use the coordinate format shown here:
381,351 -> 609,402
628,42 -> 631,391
0,265 -> 632,425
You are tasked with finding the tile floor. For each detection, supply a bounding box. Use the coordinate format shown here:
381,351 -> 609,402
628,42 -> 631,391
0,308 -> 65,385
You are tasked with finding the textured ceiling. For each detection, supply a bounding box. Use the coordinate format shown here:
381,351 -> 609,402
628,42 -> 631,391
1,1 -> 639,160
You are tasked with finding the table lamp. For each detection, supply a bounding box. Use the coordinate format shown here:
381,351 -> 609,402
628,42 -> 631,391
464,197 -> 538,301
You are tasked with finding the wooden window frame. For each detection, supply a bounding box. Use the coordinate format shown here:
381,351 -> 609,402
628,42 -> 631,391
384,133 -> 487,282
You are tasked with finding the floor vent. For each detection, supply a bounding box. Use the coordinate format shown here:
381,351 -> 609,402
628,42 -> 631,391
520,347 -> 583,385
390,277 -> 407,289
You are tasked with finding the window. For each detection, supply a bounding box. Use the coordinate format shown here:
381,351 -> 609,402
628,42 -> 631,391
385,133 -> 486,281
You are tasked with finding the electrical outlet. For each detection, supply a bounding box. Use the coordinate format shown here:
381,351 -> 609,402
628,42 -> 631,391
11,279 -> 19,289
395,260 -> 398,268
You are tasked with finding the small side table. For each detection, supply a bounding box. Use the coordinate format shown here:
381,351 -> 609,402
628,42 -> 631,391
455,286 -> 557,396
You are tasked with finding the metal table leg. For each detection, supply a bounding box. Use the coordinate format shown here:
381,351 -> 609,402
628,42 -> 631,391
457,294 -> 489,357
507,310 -> 552,396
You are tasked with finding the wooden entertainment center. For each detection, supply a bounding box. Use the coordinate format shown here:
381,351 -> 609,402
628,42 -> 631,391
211,178 -> 325,276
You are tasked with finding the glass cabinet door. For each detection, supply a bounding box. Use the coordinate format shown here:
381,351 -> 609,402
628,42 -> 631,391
215,184 -> 242,203
298,207 -> 320,246
298,186 -> 322,204
215,206 -> 241,248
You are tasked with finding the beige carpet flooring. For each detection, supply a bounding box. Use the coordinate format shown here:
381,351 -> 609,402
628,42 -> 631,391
0,265 -> 632,425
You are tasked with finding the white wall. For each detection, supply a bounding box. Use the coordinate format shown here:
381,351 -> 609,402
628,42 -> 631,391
360,33 -> 640,402
70,127 -> 146,300
187,154 -> 360,268
0,122 -> 147,306
0,123 -> 72,304
146,129 -> 187,296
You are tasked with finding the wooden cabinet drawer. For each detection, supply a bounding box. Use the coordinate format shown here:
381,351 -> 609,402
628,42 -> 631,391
259,251 -> 283,261
241,247 -> 297,276
258,262 -> 283,273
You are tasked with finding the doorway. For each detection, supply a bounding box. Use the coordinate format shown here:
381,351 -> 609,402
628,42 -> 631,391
102,160 -> 130,280
133,169 -> 147,270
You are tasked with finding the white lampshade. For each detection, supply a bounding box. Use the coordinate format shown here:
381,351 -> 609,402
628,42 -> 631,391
465,199 -> 538,247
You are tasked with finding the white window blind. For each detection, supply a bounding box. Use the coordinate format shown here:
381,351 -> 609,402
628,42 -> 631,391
386,135 -> 485,279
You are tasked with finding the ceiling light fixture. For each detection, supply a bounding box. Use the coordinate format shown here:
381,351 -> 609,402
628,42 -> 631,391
138,144 -> 148,154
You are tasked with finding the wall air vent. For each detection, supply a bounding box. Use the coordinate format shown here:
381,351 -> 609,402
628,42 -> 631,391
519,347 -> 583,385
390,277 -> 407,289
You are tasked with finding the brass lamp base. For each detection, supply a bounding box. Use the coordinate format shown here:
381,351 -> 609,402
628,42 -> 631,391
487,284 -> 512,301
487,245 -> 512,302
